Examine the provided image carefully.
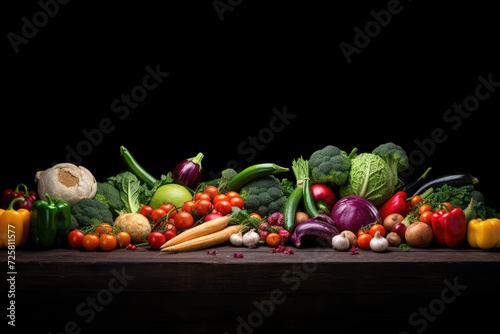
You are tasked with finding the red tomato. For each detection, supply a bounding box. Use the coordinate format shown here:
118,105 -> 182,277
82,234 -> 100,251
182,200 -> 196,214
229,197 -> 245,209
195,199 -> 214,216
151,208 -> 167,221
99,234 -> 118,251
116,231 -> 131,248
420,210 -> 433,226
212,194 -> 229,205
203,185 -> 219,200
159,203 -> 178,219
94,223 -> 113,235
368,223 -> 386,237
67,230 -> 85,249
140,205 -> 154,217
225,191 -> 240,201
174,211 -> 195,230
164,229 -> 177,241
357,233 -> 373,250
215,200 -> 232,216
266,232 -> 281,247
148,232 -> 167,249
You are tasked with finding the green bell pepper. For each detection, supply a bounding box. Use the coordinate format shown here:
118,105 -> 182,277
30,193 -> 71,248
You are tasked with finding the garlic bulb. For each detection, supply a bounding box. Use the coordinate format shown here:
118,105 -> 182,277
35,163 -> 97,207
332,231 -> 351,251
242,229 -> 260,248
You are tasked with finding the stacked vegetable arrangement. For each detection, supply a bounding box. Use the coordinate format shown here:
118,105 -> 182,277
1,142 -> 499,253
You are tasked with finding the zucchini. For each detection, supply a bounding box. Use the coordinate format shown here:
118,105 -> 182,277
283,186 -> 303,232
410,173 -> 479,197
120,146 -> 158,188
227,163 -> 290,192
302,178 -> 320,218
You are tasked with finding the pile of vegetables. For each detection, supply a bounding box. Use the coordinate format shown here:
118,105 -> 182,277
3,141 -> 500,253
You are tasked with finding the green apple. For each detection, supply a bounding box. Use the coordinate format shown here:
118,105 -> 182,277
149,183 -> 193,209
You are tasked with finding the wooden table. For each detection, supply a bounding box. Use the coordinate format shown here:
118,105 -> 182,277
3,244 -> 500,333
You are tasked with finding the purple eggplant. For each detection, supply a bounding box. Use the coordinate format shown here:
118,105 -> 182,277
290,214 -> 340,248
172,152 -> 204,188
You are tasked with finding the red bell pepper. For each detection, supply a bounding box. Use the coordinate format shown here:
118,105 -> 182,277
431,205 -> 467,248
1,184 -> 37,211
378,191 -> 412,221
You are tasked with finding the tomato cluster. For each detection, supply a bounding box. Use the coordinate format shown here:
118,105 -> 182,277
357,223 -> 386,250
139,185 -> 245,249
410,195 -> 453,226
67,223 -> 132,252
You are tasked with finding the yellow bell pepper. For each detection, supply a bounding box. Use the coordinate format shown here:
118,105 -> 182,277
0,198 -> 31,248
467,218 -> 500,249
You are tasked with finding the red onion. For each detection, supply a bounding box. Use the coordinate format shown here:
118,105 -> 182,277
172,152 -> 204,188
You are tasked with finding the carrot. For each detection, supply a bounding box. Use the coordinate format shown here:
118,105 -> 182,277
160,224 -> 243,253
160,214 -> 232,249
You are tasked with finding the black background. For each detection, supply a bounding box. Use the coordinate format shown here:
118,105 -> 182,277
2,1 -> 499,204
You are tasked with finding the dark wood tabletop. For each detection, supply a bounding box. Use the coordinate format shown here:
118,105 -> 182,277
3,244 -> 500,333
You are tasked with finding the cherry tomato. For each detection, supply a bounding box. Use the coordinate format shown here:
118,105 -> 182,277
94,223 -> 113,235
164,229 -> 177,241
212,194 -> 229,205
195,199 -> 214,216
410,195 -> 423,208
140,205 -> 154,217
215,200 -> 232,216
82,234 -> 100,251
182,200 -> 196,214
420,210 -> 433,226
203,185 -> 219,200
368,223 -> 386,237
419,204 -> 433,215
151,208 -> 167,221
442,202 -> 453,211
229,197 -> 245,209
266,232 -> 281,247
357,233 -> 373,250
116,231 -> 131,248
165,222 -> 177,234
197,193 -> 212,202
225,191 -> 240,201
174,211 -> 195,230
158,203 -> 178,218
99,234 -> 118,251
67,230 -> 85,249
148,232 -> 167,249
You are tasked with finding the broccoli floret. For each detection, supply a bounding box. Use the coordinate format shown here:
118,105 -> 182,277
308,145 -> 357,186
94,181 -> 125,217
239,175 -> 287,218
372,142 -> 409,187
71,198 -> 114,228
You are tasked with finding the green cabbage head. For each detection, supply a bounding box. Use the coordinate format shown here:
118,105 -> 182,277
338,152 -> 397,207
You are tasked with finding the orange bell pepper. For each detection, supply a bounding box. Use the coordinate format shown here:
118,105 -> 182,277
0,198 -> 31,248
